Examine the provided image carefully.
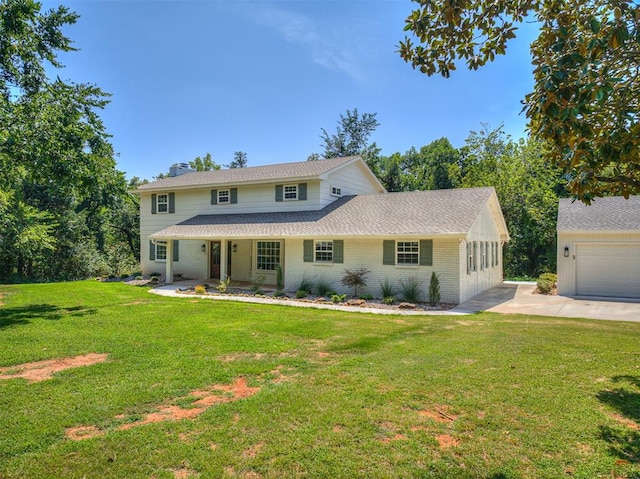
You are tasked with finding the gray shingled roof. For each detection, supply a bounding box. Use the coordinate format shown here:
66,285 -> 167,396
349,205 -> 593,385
150,187 -> 507,239
557,196 -> 640,232
137,156 -> 366,191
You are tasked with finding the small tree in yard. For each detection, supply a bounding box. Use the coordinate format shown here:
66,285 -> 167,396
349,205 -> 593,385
429,272 -> 441,306
342,268 -> 370,297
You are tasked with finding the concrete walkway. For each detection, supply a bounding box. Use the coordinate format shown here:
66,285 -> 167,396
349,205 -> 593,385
151,281 -> 640,322
454,282 -> 640,322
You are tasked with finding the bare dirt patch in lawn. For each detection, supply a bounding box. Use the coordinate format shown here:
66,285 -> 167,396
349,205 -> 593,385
435,434 -> 460,448
66,377 -> 261,441
0,353 -> 108,383
418,405 -> 458,423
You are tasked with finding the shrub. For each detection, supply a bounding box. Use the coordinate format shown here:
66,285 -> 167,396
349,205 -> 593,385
428,272 -> 441,306
273,290 -> 286,298
298,275 -> 314,294
359,293 -> 374,300
539,272 -> 558,285
315,277 -> 333,297
296,290 -> 308,299
135,276 -> 143,281
383,296 -> 395,305
380,278 -> 396,299
326,290 -> 337,297
537,279 -> 554,294
217,276 -> 231,293
342,268 -> 370,297
400,276 -> 421,303
276,264 -> 284,291
536,272 -> 557,295
194,284 -> 206,294
331,294 -> 346,303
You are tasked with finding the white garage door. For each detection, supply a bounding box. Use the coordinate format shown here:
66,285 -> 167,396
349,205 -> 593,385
576,243 -> 640,298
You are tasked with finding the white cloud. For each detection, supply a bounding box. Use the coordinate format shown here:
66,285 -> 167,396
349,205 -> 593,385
239,3 -> 366,83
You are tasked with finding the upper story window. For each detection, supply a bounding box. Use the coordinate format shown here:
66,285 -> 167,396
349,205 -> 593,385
397,241 -> 419,265
218,190 -> 230,204
331,185 -> 342,197
315,241 -> 333,262
276,183 -> 307,202
211,188 -> 237,205
151,192 -> 174,214
284,185 -> 298,201
157,194 -> 168,213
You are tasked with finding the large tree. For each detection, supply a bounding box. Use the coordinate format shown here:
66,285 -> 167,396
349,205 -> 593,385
398,0 -> 640,201
0,0 -> 132,280
317,108 -> 382,174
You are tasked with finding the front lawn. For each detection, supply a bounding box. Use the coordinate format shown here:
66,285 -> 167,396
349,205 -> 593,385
0,281 -> 638,479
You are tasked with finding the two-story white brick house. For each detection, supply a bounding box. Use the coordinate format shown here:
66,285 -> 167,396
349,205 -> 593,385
138,156 -> 509,303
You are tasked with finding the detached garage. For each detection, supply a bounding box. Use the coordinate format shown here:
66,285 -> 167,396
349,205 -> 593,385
557,196 -> 640,298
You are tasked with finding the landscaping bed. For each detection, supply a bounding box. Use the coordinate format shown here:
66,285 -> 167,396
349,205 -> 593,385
173,284 -> 457,312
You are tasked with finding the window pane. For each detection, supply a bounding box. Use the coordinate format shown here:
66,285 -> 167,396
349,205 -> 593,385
315,241 -> 333,262
284,185 -> 298,200
397,241 -> 418,264
156,242 -> 167,260
157,194 -> 168,213
257,241 -> 281,270
218,190 -> 230,203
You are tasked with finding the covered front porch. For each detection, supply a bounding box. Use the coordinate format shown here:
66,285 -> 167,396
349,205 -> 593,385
153,238 -> 284,286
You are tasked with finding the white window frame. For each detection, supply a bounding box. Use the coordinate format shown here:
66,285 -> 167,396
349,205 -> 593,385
314,241 -> 333,263
256,241 -> 281,271
157,194 -> 168,214
397,241 -> 419,265
217,189 -> 230,204
331,185 -> 342,197
468,241 -> 476,273
155,241 -> 167,261
283,184 -> 298,201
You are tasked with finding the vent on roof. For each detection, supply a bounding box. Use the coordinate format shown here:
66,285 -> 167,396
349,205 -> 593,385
169,163 -> 195,177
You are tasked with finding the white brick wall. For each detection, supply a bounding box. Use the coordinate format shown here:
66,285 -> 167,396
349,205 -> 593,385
284,237 -> 462,303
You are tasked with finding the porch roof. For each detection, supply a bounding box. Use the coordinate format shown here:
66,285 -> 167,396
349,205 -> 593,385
150,187 -> 508,240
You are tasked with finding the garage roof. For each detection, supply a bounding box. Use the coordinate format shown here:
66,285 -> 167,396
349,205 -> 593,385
557,196 -> 640,232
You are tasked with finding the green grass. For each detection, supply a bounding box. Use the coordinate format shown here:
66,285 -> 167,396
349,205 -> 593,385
0,281 -> 639,479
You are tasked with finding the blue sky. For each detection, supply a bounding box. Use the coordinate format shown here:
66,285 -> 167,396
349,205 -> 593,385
43,0 -> 538,180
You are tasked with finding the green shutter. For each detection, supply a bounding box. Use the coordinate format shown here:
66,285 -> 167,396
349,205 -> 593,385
168,192 -> 175,213
149,240 -> 155,260
230,188 -> 238,204
383,240 -> 395,265
275,185 -> 283,202
333,240 -> 343,264
303,240 -> 313,262
298,183 -> 307,201
173,240 -> 179,262
211,190 -> 217,205
419,239 -> 433,266
466,242 -> 470,274
151,194 -> 157,214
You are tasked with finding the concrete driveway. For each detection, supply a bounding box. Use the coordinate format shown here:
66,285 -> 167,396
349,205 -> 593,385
454,282 -> 640,322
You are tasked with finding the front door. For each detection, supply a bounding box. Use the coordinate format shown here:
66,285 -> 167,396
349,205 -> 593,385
210,241 -> 221,279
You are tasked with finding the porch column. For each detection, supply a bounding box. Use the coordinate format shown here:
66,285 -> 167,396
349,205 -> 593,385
220,239 -> 228,281
165,240 -> 174,284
